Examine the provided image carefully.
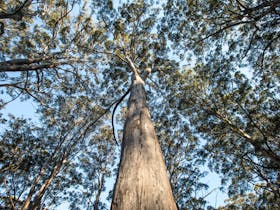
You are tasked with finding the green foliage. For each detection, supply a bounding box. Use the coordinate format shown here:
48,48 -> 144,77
161,0 -> 280,207
0,89 -> 117,209
1,0 -> 279,209
0,0 -> 100,107
175,62 -> 280,207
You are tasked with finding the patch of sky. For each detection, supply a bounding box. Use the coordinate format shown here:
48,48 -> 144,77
0,96 -> 40,128
184,116 -> 229,208
201,171 -> 228,208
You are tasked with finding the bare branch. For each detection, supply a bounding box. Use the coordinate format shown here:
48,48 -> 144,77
0,91 -> 22,109
3,178 -> 16,210
0,22 -> 4,35
197,20 -> 254,43
112,87 -> 131,145
0,62 -> 67,73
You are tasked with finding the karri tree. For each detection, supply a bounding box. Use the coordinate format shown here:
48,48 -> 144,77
91,1 -> 178,209
2,0 -> 279,209
110,59 -> 177,209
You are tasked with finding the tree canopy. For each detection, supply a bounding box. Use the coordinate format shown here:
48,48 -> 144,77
0,0 -> 279,209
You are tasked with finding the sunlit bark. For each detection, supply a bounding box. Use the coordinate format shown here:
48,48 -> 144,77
111,72 -> 177,210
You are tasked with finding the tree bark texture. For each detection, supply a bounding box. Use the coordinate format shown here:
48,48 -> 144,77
111,75 -> 177,210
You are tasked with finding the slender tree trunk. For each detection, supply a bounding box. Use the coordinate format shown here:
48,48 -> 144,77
94,173 -> 105,210
111,74 -> 177,210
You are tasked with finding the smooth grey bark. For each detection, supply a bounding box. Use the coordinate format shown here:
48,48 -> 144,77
111,75 -> 177,210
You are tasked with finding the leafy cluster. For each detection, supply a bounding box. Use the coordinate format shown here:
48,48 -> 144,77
0,0 -> 279,209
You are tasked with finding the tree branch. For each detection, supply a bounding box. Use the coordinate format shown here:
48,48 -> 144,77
0,0 -> 32,20
112,87 -> 131,145
0,61 -> 66,73
197,20 -> 254,43
3,178 -> 16,210
213,110 -> 280,165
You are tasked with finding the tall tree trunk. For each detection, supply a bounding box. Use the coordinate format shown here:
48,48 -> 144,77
111,74 -> 177,210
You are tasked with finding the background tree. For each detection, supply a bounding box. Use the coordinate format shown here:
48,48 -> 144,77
1,1 -> 118,209
0,85 -> 118,209
0,0 -> 102,106
162,0 -> 280,207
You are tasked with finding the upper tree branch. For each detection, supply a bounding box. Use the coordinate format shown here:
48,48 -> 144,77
0,52 -> 67,72
198,0 -> 280,43
0,0 -> 32,20
197,20 -> 254,43
213,110 -> 280,165
243,0 -> 280,13
0,62 -> 66,72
